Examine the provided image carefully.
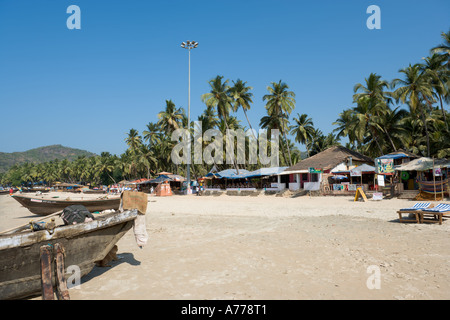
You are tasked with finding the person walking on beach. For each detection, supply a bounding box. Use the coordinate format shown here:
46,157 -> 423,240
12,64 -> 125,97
9,187 -> 13,196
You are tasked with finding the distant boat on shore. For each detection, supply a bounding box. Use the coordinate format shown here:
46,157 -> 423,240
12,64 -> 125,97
11,194 -> 121,216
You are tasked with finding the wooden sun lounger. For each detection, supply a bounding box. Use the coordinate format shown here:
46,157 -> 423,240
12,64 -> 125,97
417,204 -> 450,225
397,202 -> 432,224
397,210 -> 421,223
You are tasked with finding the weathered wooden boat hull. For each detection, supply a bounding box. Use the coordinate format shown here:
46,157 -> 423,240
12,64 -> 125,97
0,210 -> 138,300
11,195 -> 121,216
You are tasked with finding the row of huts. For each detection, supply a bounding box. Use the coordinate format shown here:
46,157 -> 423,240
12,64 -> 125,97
104,145 -> 448,199
202,146 -> 450,199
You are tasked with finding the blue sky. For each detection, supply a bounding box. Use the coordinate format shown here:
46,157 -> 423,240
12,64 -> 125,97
0,0 -> 449,156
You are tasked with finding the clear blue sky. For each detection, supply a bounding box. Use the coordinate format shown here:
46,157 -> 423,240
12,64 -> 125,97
0,0 -> 448,156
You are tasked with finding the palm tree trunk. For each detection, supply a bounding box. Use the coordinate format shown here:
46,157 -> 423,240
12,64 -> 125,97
385,131 -> 397,152
370,127 -> 384,155
282,131 -> 293,167
221,111 -> 240,175
278,133 -> 288,166
422,97 -> 433,157
243,109 -> 258,141
439,94 -> 449,132
106,171 -> 117,184
420,107 -> 431,157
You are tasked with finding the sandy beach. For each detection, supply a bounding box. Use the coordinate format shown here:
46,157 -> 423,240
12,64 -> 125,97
1,192 -> 449,300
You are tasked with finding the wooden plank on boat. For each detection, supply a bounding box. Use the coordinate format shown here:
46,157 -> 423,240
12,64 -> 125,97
40,245 -> 54,300
121,191 -> 148,214
54,243 -> 70,300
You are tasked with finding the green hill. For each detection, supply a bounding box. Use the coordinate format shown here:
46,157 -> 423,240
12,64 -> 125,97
0,145 -> 97,173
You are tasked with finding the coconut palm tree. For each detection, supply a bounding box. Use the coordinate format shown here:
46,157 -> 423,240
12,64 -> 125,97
201,76 -> 233,128
157,99 -> 184,134
262,80 -> 296,166
353,73 -> 392,108
229,79 -> 256,139
431,29 -> 450,67
374,106 -> 409,152
125,129 -> 142,154
333,109 -> 359,148
290,113 -> 315,157
198,105 -> 219,132
391,64 -> 435,157
137,144 -> 157,179
201,75 -> 240,173
260,111 -> 289,166
351,96 -> 385,156
142,122 -> 161,147
96,152 -> 117,184
420,54 -> 449,132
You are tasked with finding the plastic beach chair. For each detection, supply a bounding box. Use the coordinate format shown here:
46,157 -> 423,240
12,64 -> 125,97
397,202 -> 432,223
419,203 -> 450,225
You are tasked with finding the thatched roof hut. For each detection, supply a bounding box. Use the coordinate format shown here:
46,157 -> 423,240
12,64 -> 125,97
282,146 -> 373,174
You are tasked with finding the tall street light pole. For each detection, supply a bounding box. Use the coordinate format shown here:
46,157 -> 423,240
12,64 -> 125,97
181,40 -> 198,194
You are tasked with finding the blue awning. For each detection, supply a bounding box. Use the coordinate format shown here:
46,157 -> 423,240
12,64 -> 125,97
241,167 -> 288,179
205,169 -> 250,179
205,167 -> 287,179
376,153 -> 409,160
147,175 -> 173,184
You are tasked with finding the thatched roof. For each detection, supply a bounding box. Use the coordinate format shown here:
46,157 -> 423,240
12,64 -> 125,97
283,146 -> 373,173
395,157 -> 450,171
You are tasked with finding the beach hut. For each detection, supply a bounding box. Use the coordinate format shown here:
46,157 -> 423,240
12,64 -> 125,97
204,169 -> 250,190
395,157 -> 450,200
279,146 -> 373,192
374,150 -> 420,192
53,182 -> 84,193
240,167 -> 288,190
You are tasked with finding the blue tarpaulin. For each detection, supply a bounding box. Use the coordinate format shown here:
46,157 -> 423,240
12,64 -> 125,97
148,175 -> 173,183
205,169 -> 250,179
241,167 -> 288,179
376,153 -> 409,160
206,167 -> 287,179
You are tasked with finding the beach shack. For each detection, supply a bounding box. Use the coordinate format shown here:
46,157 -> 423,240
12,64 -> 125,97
204,169 -> 250,190
131,172 -> 185,194
203,167 -> 287,193
278,146 -> 373,194
53,182 -> 84,193
374,150 -> 419,192
241,167 -> 288,190
395,157 -> 449,200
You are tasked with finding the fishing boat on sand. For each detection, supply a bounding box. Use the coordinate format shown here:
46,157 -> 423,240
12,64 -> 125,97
0,209 -> 139,300
11,194 -> 121,216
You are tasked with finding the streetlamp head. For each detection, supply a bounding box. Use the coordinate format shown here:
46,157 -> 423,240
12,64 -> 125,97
181,40 -> 198,49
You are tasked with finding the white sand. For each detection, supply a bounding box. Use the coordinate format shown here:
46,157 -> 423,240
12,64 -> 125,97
1,192 -> 449,300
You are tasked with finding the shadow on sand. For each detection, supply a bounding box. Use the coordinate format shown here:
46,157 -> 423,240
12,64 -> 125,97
81,252 -> 141,284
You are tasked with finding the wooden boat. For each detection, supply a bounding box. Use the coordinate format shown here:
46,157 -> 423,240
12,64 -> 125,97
0,209 -> 138,300
11,194 -> 121,216
82,189 -> 106,194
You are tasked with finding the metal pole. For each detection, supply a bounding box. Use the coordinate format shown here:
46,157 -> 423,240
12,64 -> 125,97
433,157 -> 436,201
181,40 -> 197,194
186,48 -> 191,194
